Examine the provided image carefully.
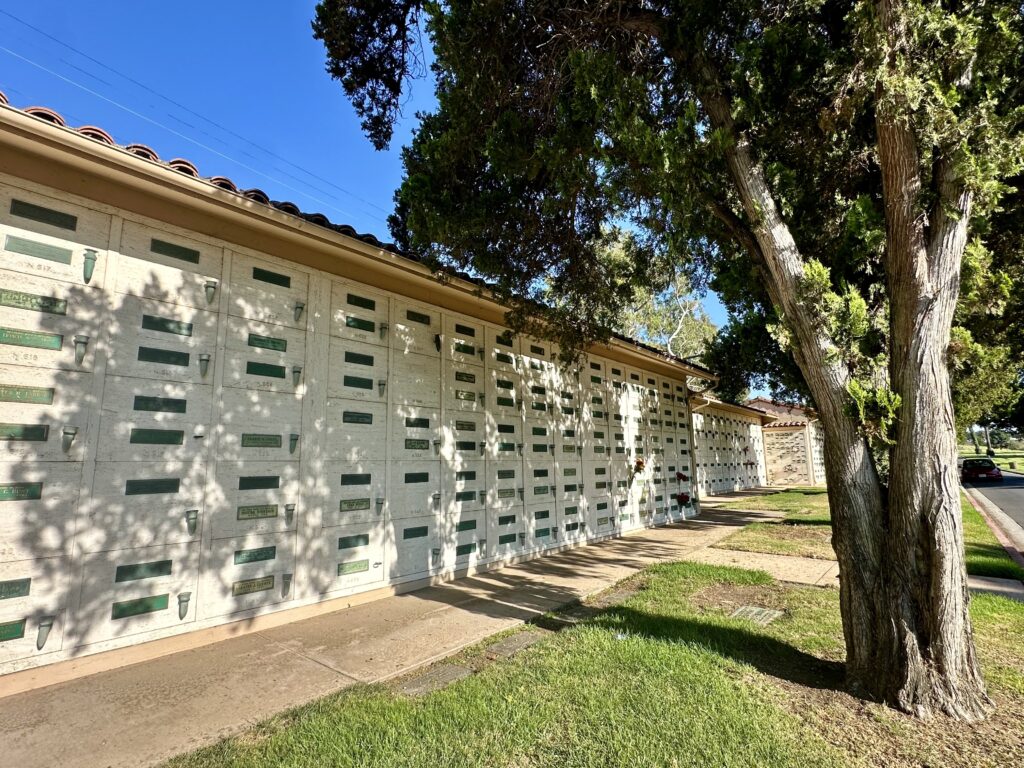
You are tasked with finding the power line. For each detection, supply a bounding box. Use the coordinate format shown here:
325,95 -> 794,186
0,9 -> 396,227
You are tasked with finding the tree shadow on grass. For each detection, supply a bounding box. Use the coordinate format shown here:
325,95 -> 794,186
564,603 -> 846,692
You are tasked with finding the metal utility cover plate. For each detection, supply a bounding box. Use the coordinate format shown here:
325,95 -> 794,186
730,605 -> 784,626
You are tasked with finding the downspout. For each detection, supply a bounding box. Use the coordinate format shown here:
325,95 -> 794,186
687,392 -> 715,507
804,417 -> 818,485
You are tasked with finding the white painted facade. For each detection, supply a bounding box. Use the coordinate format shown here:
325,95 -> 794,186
0,173 -> 702,675
690,402 -> 768,496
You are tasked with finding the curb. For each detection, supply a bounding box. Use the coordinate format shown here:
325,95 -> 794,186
962,486 -> 1024,572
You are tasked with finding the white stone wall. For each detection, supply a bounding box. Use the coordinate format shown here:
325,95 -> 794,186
764,427 -> 811,486
0,174 -> 700,674
691,407 -> 767,497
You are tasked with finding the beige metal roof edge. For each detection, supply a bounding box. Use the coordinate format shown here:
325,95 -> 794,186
0,105 -> 714,382
688,394 -> 778,423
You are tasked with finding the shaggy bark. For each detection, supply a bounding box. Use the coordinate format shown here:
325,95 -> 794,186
691,24 -> 990,716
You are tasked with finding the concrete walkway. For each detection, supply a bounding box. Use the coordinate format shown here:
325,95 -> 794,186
0,507 -> 774,768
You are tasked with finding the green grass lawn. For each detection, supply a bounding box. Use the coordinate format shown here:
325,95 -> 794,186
164,561 -> 1024,768
714,490 -> 1024,581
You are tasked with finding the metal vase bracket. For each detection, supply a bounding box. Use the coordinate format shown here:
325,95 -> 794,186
289,433 -> 300,454
379,322 -> 389,340
291,366 -> 303,387
204,280 -> 218,304
73,335 -> 89,365
177,593 -> 191,620
198,353 -> 211,378
284,503 -> 296,525
82,249 -> 98,284
293,301 -> 305,322
184,509 -> 199,535
61,426 -> 78,453
36,616 -> 55,650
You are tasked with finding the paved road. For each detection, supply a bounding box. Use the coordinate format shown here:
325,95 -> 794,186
970,472 -> 1024,533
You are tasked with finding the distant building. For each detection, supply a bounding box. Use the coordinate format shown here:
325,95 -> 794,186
746,398 -> 827,487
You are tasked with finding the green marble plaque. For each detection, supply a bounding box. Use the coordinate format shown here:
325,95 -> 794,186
133,395 -> 186,413
403,526 -> 428,539
496,469 -> 515,479
454,390 -> 476,401
0,618 -> 26,642
455,519 -> 476,532
405,417 -> 429,428
344,350 -> 373,366
7,230 -> 74,262
534,509 -> 550,520
238,475 -> 279,490
404,439 -> 430,450
0,326 -> 62,351
495,352 -> 514,365
125,478 -> 180,495
338,534 -> 369,549
115,560 -> 172,582
247,361 -> 286,379
342,411 -> 372,425
455,470 -> 476,481
234,546 -> 276,565
137,346 -> 189,367
0,578 -> 31,600
0,288 -> 66,315
498,514 -> 516,526
0,384 -> 54,405
241,433 -> 282,448
248,333 -> 287,352
129,428 -> 184,445
346,293 -> 375,310
403,472 -> 429,483
142,315 -> 193,337
345,316 -> 375,332
498,533 -> 517,545
0,423 -> 49,441
455,543 -> 474,556
496,488 -> 516,499
565,522 -> 580,532
342,374 -> 372,389
455,420 -> 475,432
338,559 -> 369,575
237,504 -> 278,520
454,371 -> 476,383
232,576 -> 274,597
453,342 -> 475,355
454,490 -> 476,502
0,482 -> 43,501
340,473 -> 371,486
111,593 -> 168,620
496,396 -> 514,407
11,199 -> 77,230
252,266 -> 291,288
535,527 -> 550,538
454,323 -> 476,337
340,498 -> 370,512
405,309 -> 430,325
150,238 -> 200,264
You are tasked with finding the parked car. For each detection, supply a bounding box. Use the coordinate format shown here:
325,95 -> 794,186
961,458 -> 1004,483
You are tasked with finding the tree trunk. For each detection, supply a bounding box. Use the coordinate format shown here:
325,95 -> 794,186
983,424 -> 993,453
690,1 -> 990,713
870,0 -> 990,718
969,427 -> 980,454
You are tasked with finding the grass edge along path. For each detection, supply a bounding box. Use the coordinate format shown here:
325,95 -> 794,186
713,488 -> 1024,582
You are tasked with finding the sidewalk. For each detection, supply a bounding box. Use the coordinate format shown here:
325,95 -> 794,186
683,545 -> 1024,601
0,507 -> 775,768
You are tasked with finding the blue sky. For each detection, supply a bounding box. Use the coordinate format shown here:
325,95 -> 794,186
0,1 -> 730,328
